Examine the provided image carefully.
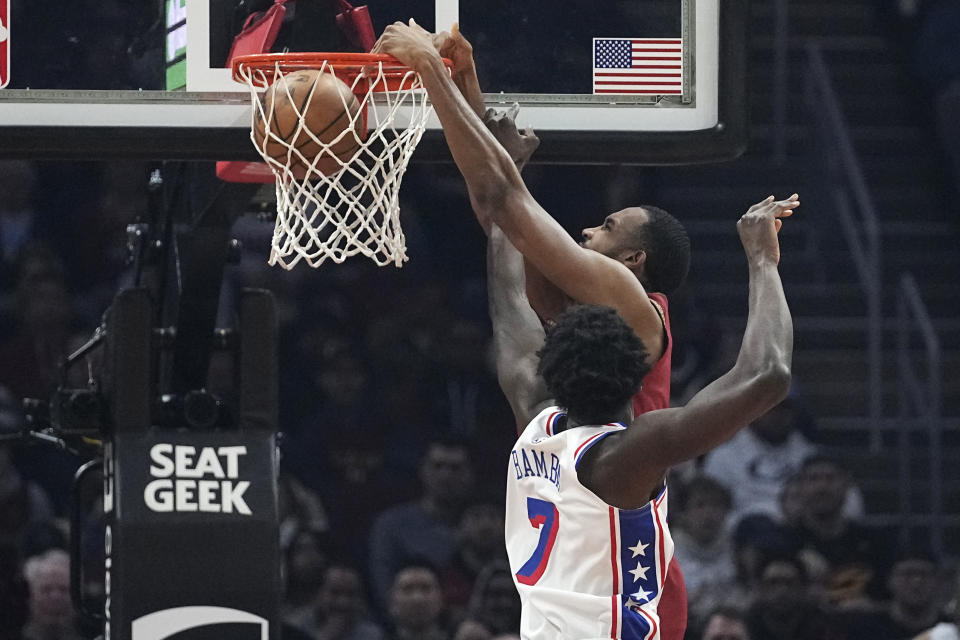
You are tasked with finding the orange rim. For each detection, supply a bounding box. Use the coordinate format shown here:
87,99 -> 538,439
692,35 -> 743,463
231,52 -> 451,92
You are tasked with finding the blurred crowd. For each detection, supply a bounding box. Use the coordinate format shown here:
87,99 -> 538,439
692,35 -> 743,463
1,155 -> 957,640
2,1 -> 960,639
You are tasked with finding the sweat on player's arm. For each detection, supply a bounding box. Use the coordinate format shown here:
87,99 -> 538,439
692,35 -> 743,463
373,21 -> 665,363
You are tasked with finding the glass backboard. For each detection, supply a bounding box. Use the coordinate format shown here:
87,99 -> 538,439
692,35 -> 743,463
0,0 -> 747,164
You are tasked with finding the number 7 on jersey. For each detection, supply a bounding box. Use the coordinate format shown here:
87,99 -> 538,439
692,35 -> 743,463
515,497 -> 559,585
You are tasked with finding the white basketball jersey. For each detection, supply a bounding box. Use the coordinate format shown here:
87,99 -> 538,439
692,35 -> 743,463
505,406 -> 674,640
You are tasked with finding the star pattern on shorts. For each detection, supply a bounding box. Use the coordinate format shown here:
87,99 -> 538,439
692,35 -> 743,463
628,562 -> 651,582
630,586 -> 653,602
627,540 -> 649,558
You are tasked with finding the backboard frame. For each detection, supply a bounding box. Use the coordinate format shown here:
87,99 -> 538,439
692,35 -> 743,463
0,0 -> 748,165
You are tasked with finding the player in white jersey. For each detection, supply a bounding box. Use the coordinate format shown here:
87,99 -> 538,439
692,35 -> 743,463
506,404 -> 674,639
487,195 -> 797,640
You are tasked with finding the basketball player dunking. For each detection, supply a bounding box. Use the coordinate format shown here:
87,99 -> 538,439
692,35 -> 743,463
485,195 -> 795,639
373,22 -> 699,638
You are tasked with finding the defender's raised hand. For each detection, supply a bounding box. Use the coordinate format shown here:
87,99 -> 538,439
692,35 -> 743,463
435,23 -> 475,77
484,104 -> 540,172
433,23 -> 484,116
737,193 -> 799,266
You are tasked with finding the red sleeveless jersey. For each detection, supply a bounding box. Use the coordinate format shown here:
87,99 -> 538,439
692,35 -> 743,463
631,292 -> 687,640
632,293 -> 672,417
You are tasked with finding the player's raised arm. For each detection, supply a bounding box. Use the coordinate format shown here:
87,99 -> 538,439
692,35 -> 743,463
373,22 -> 665,361
488,224 -> 552,428
580,195 -> 797,507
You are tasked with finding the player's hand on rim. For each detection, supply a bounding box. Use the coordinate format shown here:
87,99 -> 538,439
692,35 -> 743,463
371,19 -> 442,71
737,193 -> 799,265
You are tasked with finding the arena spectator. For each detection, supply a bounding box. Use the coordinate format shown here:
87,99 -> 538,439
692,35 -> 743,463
430,317 -> 509,447
65,162 -> 150,311
700,606 -> 751,640
21,549 -> 83,640
278,472 -> 330,551
452,563 -> 520,639
0,434 -> 55,552
279,331 -> 403,565
0,161 -> 39,301
441,501 -> 508,617
724,514 -> 800,614
702,395 -> 817,522
913,569 -> 959,639
671,475 -> 738,629
0,245 -> 76,401
0,541 -> 29,639
362,279 -> 464,464
790,455 -> 893,609
368,440 -> 473,608
286,330 -> 374,447
308,430 -> 404,571
746,554 -> 846,640
289,564 -> 384,640
0,245 -> 88,511
664,284 -> 724,406
283,528 -> 332,629
778,473 -> 806,528
386,563 -> 451,640
842,548 -> 947,640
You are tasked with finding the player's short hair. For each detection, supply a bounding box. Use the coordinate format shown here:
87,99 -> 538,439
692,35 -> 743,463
633,205 -> 690,296
537,305 -> 651,424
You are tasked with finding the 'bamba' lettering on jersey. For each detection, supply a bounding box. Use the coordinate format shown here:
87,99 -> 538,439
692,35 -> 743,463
511,448 -> 561,490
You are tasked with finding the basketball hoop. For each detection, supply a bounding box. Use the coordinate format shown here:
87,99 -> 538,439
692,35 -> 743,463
231,52 -> 449,269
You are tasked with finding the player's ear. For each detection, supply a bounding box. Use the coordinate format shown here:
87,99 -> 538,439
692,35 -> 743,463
622,249 -> 646,271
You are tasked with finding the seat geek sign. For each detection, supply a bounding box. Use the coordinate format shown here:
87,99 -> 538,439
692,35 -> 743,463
111,431 -> 275,522
105,431 -> 282,639
145,444 -> 252,514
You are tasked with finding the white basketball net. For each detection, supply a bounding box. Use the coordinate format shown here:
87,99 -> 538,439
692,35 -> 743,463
236,59 -> 432,269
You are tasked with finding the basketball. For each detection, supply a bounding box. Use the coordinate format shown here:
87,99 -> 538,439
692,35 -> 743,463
253,69 -> 365,177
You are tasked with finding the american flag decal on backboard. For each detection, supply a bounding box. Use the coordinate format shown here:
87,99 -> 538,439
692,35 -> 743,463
593,38 -> 683,95
0,0 -> 9,88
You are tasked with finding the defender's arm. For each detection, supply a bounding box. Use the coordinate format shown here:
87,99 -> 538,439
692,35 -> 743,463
488,224 -> 552,429
580,196 -> 797,507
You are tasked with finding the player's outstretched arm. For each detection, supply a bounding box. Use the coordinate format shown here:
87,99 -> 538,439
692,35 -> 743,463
580,196 -> 797,508
488,224 -> 552,428
374,23 -> 665,361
